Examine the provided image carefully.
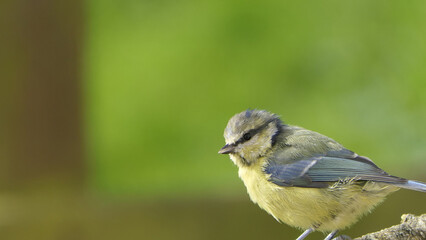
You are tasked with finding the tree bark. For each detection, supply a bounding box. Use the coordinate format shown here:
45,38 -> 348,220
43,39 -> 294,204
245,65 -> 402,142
336,214 -> 426,240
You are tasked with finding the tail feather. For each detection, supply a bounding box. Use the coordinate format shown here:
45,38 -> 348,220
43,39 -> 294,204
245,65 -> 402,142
395,180 -> 426,193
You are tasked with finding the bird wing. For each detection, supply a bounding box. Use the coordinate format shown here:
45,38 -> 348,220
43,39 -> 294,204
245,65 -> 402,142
264,149 -> 407,188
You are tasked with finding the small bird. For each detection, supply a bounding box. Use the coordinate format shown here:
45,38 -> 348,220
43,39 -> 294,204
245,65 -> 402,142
218,109 -> 426,240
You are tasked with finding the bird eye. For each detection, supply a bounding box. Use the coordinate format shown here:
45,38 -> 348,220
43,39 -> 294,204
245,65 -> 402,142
243,132 -> 252,141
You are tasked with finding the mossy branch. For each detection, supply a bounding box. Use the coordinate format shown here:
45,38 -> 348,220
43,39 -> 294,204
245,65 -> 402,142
335,214 -> 426,240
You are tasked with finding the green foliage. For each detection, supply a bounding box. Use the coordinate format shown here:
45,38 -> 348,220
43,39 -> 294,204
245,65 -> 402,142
85,0 -> 426,196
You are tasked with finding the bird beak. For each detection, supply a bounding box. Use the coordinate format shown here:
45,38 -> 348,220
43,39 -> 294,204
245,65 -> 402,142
218,144 -> 235,154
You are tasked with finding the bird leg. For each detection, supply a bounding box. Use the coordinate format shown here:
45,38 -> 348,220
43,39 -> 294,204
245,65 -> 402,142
296,228 -> 314,240
324,230 -> 338,240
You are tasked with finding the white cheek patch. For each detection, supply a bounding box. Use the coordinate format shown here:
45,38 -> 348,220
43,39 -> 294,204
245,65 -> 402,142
257,123 -> 278,152
266,123 -> 278,140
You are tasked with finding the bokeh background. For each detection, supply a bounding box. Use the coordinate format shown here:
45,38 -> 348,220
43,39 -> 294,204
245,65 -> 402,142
1,0 -> 426,239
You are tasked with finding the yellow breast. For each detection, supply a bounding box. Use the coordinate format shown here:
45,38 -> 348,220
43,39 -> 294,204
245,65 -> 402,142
237,163 -> 398,231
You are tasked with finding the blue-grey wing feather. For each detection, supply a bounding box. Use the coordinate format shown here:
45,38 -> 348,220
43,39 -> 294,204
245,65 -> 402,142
264,149 -> 407,188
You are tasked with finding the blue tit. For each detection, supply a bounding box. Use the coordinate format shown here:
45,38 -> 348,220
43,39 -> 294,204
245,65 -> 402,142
218,109 -> 426,240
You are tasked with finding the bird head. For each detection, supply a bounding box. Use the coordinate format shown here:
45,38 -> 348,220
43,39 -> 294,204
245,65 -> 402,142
219,109 -> 283,167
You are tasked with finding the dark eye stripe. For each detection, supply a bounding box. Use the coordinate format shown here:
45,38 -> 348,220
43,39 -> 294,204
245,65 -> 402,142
235,119 -> 277,145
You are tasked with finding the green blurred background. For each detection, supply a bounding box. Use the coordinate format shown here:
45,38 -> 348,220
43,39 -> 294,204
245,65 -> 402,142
1,0 -> 426,239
